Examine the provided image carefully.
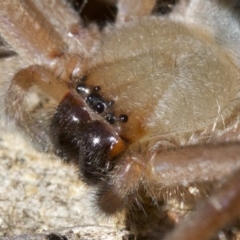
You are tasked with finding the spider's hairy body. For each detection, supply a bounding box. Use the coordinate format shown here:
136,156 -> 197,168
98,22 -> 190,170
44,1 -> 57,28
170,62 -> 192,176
1,0 -> 240,239
86,17 -> 240,145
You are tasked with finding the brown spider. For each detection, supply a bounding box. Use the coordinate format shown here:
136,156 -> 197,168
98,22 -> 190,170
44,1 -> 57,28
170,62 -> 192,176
1,0 -> 240,239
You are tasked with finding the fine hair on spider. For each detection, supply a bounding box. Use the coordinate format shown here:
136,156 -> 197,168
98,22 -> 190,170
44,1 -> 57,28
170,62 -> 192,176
1,0 -> 240,239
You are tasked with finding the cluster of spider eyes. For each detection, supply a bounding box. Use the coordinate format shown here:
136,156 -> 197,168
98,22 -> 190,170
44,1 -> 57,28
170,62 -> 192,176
75,76 -> 128,125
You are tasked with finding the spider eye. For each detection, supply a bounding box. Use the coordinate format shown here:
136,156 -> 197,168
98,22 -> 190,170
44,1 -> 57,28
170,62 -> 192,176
50,92 -> 125,184
76,83 -> 90,95
86,93 -> 107,113
105,114 -> 116,124
75,80 -> 129,128
93,86 -> 101,92
96,102 -> 105,113
119,114 -> 128,123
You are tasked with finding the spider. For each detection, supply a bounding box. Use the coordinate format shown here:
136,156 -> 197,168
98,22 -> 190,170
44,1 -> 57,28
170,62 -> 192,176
1,0 -> 240,239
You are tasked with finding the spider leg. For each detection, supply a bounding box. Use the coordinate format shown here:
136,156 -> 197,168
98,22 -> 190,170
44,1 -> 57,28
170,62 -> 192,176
4,65 -> 68,151
163,167 -> 240,240
97,142 -> 240,215
116,0 -> 156,23
149,142 -> 240,186
0,1 -> 82,151
0,1 -> 66,66
32,0 -> 81,45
